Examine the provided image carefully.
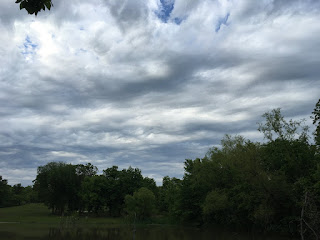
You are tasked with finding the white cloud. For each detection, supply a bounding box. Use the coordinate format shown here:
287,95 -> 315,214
0,0 -> 319,185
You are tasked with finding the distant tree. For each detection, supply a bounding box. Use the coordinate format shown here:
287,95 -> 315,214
0,177 -> 37,207
258,108 -> 309,142
176,132 -> 317,231
311,98 -> 320,149
76,163 -> 98,180
261,139 -> 316,183
142,177 -> 158,196
102,166 -> 144,216
12,183 -> 24,206
125,187 -> 156,220
202,189 -> 229,223
102,166 -> 123,216
158,176 -> 181,217
0,176 -> 12,207
16,0 -> 53,16
23,185 -> 38,203
80,175 -> 108,214
34,162 -> 81,215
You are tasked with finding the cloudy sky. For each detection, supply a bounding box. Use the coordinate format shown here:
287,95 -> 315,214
0,0 -> 319,186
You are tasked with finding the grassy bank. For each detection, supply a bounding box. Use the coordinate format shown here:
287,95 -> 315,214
0,204 -> 127,239
0,203 -> 57,224
0,204 -> 297,240
0,203 -> 125,225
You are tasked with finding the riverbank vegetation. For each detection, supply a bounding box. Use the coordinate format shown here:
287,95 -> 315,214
1,99 -> 320,239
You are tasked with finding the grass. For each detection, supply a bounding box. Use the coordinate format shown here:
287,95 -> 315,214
0,204 -> 127,239
0,203 -> 123,224
0,204 -> 297,240
0,203 -> 59,224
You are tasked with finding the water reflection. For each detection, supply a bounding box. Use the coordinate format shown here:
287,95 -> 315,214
48,227 -> 129,240
0,225 -> 297,240
45,226 -> 294,240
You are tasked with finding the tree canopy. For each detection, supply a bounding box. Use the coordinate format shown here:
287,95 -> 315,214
312,99 -> 320,148
16,0 -> 52,16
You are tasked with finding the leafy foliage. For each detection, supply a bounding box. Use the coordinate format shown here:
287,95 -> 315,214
15,0 -> 52,16
125,187 -> 156,220
0,176 -> 11,207
258,108 -> 309,142
33,162 -> 82,215
0,176 -> 37,208
312,98 -> 320,148
80,175 -> 108,214
165,106 -> 320,235
102,166 -> 145,216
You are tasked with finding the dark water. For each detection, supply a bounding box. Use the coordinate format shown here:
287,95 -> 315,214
0,224 -> 297,240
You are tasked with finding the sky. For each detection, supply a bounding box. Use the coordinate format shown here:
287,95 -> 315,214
0,0 -> 319,186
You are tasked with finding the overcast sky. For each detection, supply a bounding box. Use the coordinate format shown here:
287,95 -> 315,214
0,0 -> 319,186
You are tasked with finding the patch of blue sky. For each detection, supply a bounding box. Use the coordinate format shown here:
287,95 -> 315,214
75,48 -> 88,56
23,36 -> 37,50
215,13 -> 230,32
21,36 -> 38,60
156,0 -> 175,23
173,17 -> 184,25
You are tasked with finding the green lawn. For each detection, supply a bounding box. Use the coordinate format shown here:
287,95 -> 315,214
0,203 -> 122,224
0,203 -> 59,223
0,204 -> 127,239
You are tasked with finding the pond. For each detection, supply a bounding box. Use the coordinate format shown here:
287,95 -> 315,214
0,224 -> 298,240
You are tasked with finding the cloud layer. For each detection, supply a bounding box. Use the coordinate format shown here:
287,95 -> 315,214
0,0 -> 319,185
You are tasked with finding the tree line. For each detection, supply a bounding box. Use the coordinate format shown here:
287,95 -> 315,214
0,178 -> 37,207
34,163 -> 158,219
0,98 -> 320,238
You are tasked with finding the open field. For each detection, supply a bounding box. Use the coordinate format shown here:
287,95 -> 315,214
0,203 -> 123,224
0,203 -> 57,224
0,204 -> 126,239
0,204 -> 297,240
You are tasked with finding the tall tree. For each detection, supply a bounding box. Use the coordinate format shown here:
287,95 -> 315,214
0,176 -> 12,207
34,162 -> 81,215
258,108 -> 309,142
125,187 -> 156,220
80,175 -> 108,214
312,98 -> 320,149
158,176 -> 181,217
102,166 -> 144,216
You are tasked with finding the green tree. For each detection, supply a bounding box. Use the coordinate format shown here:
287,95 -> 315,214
102,166 -> 145,216
125,187 -> 156,220
202,136 -> 267,227
142,177 -> 158,196
102,166 -> 123,216
80,175 -> 108,214
11,184 -> 24,206
311,98 -> 320,149
257,109 -> 318,230
158,176 -> 181,217
0,176 -> 12,207
258,108 -> 309,142
16,0 -> 52,16
34,162 -> 81,215
22,185 -> 38,203
261,139 -> 316,183
76,163 -> 98,178
202,189 -> 229,223
177,132 -> 313,231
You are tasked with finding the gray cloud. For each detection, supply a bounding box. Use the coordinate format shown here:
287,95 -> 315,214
0,0 -> 319,186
